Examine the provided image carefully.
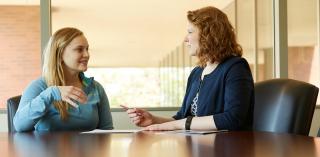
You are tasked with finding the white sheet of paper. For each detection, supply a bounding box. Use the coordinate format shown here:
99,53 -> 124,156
81,129 -> 142,134
163,130 -> 228,135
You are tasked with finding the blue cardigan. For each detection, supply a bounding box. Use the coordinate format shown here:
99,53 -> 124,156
173,56 -> 254,130
13,73 -> 113,132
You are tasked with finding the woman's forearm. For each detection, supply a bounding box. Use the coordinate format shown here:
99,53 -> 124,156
190,116 -> 217,130
155,115 -> 217,130
152,116 -> 175,124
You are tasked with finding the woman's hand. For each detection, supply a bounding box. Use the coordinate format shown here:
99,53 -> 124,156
57,86 -> 87,108
143,119 -> 185,131
121,105 -> 154,127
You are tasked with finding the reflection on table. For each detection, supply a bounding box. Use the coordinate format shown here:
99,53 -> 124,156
0,131 -> 319,157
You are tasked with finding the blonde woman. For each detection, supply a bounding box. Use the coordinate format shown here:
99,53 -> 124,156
14,27 -> 113,132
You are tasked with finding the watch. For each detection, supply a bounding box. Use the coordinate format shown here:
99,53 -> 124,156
185,116 -> 194,130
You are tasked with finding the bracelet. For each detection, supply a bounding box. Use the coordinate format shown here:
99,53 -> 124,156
185,116 -> 193,130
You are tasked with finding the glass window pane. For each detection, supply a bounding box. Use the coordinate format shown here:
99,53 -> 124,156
287,0 -> 319,103
236,0 -> 256,81
256,0 -> 274,81
51,1 -> 229,108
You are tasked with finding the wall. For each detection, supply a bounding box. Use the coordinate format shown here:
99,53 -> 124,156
0,6 -> 41,108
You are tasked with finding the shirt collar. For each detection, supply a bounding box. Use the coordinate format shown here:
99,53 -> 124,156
79,72 -> 94,88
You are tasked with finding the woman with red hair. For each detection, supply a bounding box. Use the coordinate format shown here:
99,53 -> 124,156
124,6 -> 254,131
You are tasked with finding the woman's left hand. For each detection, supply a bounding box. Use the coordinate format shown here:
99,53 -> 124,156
143,119 -> 185,131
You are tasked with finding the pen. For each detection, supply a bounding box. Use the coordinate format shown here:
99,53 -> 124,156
120,105 -> 141,115
120,105 -> 131,111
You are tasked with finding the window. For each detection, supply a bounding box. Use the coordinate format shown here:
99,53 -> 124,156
86,68 -> 161,108
47,0 -> 320,109
51,0 -> 216,108
287,0 -> 319,103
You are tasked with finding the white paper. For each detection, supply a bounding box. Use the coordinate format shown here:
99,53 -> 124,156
81,129 -> 142,134
163,130 -> 228,135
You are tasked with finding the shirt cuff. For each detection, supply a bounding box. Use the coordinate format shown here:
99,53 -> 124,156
50,86 -> 61,101
213,114 -> 224,130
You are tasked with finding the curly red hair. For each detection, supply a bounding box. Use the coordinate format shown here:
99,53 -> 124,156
187,6 -> 242,67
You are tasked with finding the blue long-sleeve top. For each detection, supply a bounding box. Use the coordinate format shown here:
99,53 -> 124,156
173,56 -> 254,130
13,73 -> 113,132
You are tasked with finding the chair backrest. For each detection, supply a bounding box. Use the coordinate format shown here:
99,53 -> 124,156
253,79 -> 318,135
7,95 -> 21,132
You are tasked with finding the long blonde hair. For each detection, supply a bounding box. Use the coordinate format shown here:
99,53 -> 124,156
42,27 -> 83,120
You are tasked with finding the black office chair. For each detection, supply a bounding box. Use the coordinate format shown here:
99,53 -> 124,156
253,79 -> 318,136
7,95 -> 21,132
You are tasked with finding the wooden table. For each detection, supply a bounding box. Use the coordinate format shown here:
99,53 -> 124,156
0,131 -> 319,157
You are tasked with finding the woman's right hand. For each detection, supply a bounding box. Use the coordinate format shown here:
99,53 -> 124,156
57,86 -> 87,108
121,105 -> 154,127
